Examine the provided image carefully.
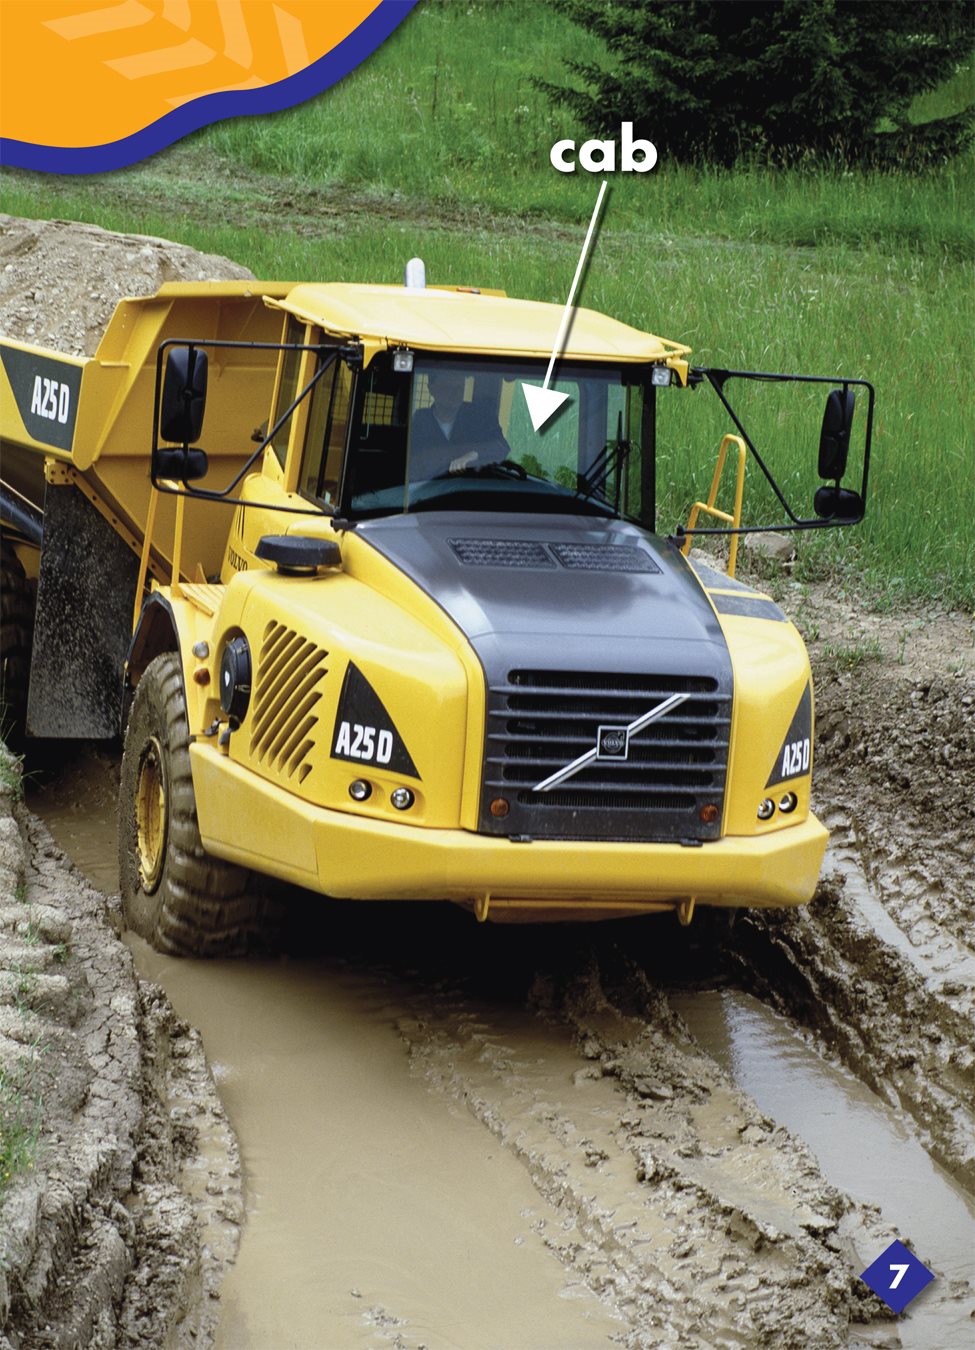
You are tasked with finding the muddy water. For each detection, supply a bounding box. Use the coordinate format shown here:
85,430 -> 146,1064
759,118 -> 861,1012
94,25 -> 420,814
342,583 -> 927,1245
673,990 -> 975,1349
131,942 -> 620,1349
30,752 -> 620,1347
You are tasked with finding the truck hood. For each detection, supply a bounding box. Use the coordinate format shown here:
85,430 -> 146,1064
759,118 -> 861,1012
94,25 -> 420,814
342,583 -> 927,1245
355,511 -> 728,671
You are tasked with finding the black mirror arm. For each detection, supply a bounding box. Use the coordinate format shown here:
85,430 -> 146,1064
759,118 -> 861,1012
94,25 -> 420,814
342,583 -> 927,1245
209,349 -> 341,497
698,370 -> 804,524
675,369 -> 875,543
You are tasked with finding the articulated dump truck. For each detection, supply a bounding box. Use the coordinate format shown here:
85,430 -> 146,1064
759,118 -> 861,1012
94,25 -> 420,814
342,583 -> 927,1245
0,270 -> 873,953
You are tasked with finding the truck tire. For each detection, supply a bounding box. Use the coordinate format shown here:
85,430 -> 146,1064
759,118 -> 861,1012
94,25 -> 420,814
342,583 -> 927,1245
119,651 -> 276,956
1,540 -> 33,743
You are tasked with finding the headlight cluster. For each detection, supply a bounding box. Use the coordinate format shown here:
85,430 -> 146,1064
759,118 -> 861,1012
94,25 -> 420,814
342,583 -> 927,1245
757,791 -> 798,821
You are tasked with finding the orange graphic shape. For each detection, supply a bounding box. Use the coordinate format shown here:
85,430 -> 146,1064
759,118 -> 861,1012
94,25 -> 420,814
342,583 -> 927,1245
0,0 -> 382,148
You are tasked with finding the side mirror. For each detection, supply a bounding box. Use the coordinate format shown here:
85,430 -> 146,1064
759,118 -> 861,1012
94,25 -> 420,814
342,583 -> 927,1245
818,388 -> 855,480
160,346 -> 208,445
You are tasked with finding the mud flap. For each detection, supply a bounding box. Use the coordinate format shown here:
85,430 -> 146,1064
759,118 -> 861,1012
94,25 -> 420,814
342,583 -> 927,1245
26,482 -> 140,738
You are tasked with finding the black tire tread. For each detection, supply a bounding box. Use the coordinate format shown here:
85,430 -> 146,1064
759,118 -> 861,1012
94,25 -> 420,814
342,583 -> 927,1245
1,539 -> 34,741
119,651 -> 282,956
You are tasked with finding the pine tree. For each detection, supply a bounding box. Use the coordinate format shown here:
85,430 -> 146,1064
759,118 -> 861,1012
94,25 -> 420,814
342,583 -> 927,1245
538,0 -> 973,165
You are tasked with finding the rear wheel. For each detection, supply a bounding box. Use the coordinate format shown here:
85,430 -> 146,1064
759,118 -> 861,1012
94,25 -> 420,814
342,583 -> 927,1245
0,540 -> 34,743
119,651 -> 278,956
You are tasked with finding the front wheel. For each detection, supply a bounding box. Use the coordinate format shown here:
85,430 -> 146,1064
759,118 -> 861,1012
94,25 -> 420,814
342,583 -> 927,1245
119,651 -> 277,956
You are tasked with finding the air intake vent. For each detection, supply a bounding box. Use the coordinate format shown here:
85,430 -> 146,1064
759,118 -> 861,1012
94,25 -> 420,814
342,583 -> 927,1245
250,622 -> 328,784
549,543 -> 660,573
447,538 -> 660,572
449,539 -> 556,569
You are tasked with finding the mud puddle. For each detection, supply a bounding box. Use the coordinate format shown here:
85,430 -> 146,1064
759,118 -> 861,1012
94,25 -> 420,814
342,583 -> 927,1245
129,939 -> 621,1350
673,989 -> 975,1349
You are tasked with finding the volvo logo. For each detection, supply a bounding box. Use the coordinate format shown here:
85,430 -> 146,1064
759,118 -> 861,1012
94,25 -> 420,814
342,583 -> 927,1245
533,693 -> 690,793
596,726 -> 628,759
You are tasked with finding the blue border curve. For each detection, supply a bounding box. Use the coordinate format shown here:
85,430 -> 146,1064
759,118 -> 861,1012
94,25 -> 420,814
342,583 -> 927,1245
0,0 -> 419,174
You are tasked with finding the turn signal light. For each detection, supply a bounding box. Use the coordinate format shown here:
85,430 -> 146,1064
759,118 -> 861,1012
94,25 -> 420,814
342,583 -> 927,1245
699,803 -> 719,824
490,798 -> 510,818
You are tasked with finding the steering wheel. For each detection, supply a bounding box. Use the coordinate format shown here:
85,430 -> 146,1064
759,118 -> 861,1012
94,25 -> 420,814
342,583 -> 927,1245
473,458 -> 528,480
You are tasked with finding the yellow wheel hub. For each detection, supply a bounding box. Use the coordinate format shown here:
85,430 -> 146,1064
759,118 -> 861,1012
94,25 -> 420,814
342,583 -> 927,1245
136,737 -> 167,893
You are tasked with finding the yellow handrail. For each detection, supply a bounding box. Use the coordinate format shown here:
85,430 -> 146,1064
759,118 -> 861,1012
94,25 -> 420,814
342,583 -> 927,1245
681,434 -> 747,579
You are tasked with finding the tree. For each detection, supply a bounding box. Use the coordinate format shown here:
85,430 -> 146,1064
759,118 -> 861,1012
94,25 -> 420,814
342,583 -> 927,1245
538,0 -> 974,165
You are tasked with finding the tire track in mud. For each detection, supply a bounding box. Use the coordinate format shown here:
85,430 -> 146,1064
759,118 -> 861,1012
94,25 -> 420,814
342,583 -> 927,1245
394,966 -> 868,1349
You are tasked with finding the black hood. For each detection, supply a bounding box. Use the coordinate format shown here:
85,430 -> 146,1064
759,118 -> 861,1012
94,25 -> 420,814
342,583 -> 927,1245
357,511 -> 724,651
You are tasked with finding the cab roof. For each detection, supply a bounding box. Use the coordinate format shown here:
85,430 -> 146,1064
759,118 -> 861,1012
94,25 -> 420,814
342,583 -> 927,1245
266,283 -> 690,365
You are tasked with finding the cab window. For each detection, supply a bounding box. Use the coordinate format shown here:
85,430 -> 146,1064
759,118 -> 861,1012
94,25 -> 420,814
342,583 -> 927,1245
269,314 -> 305,467
300,354 -> 352,506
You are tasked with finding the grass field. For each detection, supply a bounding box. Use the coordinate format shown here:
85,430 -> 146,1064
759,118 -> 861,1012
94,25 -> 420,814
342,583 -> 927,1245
1,0 -> 972,606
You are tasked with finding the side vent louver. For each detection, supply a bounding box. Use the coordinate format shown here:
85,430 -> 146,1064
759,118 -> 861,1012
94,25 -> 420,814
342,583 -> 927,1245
250,622 -> 328,784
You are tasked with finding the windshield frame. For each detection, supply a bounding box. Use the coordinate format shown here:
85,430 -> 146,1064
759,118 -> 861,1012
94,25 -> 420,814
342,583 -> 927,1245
337,351 -> 654,527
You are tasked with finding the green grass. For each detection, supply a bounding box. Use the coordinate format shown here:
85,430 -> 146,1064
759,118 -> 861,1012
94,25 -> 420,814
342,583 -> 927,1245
1,0 -> 972,606
818,637 -> 885,675
0,748 -> 23,801
0,1054 -> 42,1197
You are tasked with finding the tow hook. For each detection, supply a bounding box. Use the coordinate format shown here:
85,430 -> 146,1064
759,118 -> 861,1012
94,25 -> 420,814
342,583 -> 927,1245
676,897 -> 697,927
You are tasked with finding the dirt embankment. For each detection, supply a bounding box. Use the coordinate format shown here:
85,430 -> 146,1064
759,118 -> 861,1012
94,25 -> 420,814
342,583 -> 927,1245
1,217 -> 252,1348
0,755 -> 242,1349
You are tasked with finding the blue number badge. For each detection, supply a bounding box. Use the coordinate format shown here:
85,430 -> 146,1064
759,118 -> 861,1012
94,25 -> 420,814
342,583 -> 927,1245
860,1239 -> 935,1313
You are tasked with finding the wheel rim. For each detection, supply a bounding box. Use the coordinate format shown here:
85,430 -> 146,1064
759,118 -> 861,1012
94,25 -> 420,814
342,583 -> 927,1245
136,737 -> 167,893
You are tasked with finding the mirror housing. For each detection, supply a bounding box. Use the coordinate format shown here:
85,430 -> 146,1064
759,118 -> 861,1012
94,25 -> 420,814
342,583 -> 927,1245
814,485 -> 863,521
152,446 -> 209,482
818,388 -> 855,480
160,346 -> 208,445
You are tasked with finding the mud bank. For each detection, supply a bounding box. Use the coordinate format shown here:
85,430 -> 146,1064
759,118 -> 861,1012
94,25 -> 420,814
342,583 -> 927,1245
729,590 -> 975,1189
0,751 -> 242,1348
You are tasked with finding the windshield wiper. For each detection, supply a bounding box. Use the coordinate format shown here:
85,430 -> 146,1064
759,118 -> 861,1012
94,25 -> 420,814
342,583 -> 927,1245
575,413 -> 633,510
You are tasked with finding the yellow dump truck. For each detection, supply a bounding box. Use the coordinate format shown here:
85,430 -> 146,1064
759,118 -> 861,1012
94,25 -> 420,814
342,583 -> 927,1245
0,269 -> 872,952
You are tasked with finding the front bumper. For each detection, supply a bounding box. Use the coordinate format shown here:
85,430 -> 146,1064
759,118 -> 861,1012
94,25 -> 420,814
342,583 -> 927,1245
192,744 -> 828,918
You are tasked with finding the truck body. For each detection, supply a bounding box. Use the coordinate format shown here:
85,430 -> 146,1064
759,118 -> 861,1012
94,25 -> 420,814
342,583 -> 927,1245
0,274 -> 872,944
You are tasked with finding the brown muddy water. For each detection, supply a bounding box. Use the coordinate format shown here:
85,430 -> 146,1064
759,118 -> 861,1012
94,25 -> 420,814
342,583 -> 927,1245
28,744 -> 975,1349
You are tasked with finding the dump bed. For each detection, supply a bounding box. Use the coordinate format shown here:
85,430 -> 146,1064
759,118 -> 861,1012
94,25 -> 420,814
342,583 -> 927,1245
1,281 -> 293,576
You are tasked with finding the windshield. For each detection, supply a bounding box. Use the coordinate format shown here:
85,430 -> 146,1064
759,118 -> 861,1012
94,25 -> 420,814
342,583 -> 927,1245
341,354 -> 648,523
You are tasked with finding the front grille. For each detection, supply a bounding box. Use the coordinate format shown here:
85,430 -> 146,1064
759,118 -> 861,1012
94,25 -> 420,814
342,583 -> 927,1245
481,669 -> 731,841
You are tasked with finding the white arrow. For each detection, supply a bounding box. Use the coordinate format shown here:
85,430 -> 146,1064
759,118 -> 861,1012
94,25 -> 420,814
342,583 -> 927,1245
522,179 -> 609,432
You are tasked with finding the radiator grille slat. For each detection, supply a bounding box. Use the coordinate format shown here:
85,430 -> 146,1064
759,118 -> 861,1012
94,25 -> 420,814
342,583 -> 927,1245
481,668 -> 731,841
250,622 -> 328,782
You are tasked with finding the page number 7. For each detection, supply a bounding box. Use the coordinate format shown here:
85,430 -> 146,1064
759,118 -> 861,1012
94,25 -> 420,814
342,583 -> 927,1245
889,1264 -> 910,1289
